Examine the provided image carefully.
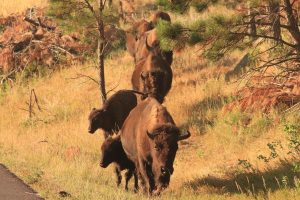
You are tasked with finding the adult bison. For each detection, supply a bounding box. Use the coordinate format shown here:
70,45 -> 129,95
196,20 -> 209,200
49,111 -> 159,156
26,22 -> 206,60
131,31 -> 173,103
126,11 -> 172,65
120,97 -> 191,195
126,19 -> 153,61
88,90 -> 142,138
100,135 -> 138,191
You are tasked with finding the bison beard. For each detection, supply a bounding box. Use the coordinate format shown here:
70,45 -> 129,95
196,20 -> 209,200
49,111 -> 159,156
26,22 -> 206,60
120,97 -> 191,195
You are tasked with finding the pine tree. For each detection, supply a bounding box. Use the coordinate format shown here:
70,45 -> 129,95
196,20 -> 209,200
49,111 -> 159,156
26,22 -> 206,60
156,0 -> 300,77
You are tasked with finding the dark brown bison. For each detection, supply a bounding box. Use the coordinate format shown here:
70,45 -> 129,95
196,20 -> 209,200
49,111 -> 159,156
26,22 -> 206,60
88,90 -> 141,138
131,32 -> 173,103
100,135 -> 138,191
120,97 -> 191,195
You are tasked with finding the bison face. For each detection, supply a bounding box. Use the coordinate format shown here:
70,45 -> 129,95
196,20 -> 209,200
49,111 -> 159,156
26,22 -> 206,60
141,70 -> 165,102
147,126 -> 191,192
88,108 -> 108,134
100,137 -> 116,168
149,132 -> 178,191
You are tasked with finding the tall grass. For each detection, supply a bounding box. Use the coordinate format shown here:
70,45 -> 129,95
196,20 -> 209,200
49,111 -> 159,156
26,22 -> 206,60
0,1 -> 299,199
0,0 -> 47,16
0,49 -> 299,199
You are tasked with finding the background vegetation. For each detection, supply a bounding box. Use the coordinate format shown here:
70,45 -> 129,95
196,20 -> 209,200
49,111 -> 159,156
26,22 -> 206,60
0,0 -> 300,200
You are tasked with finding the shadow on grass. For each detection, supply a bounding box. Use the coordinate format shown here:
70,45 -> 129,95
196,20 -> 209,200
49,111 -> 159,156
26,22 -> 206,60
183,160 -> 300,196
182,96 -> 229,134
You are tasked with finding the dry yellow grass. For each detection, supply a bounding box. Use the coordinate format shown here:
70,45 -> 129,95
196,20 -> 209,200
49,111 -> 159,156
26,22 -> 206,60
0,0 -> 47,16
0,1 -> 299,199
0,48 -> 299,199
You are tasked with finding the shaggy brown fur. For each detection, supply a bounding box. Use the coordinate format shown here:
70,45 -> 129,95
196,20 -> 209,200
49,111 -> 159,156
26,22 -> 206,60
100,135 -> 138,191
131,31 -> 173,103
126,19 -> 153,59
88,90 -> 139,138
126,11 -> 173,65
120,97 -> 190,195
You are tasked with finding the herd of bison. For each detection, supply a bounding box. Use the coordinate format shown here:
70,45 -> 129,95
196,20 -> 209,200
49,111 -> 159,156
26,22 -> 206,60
87,11 -> 191,196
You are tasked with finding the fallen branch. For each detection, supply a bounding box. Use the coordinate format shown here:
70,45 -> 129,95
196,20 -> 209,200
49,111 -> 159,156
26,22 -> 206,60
49,44 -> 76,58
23,17 -> 56,30
69,73 -> 99,85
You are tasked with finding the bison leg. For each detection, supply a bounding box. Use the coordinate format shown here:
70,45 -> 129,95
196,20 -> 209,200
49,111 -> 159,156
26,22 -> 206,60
124,169 -> 133,191
145,163 -> 155,194
133,170 -> 139,193
138,159 -> 155,195
137,170 -> 147,193
135,161 -> 147,193
115,166 -> 122,187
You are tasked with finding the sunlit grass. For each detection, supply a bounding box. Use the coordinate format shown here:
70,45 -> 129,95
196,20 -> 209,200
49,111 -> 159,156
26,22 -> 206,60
0,1 -> 300,199
0,0 -> 48,16
0,48 -> 299,199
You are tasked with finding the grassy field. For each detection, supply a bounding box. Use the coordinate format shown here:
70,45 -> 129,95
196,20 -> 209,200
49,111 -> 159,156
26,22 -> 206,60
0,1 -> 300,200
0,0 -> 47,16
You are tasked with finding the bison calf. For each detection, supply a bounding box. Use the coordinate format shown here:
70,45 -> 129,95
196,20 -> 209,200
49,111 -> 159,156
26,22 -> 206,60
88,90 -> 139,138
100,135 -> 138,191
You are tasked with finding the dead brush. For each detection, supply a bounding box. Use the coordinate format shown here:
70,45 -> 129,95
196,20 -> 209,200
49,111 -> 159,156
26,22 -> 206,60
224,73 -> 300,113
0,8 -> 89,84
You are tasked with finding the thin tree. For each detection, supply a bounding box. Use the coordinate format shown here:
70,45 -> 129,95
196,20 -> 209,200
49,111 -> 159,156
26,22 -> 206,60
83,0 -> 107,103
48,0 -> 125,104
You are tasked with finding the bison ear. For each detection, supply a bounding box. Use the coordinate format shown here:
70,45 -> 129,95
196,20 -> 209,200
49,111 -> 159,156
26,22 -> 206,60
178,130 -> 191,141
140,71 -> 148,80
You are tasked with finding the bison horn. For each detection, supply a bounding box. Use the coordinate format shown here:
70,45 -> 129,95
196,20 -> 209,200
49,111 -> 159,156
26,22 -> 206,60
178,130 -> 191,141
147,131 -> 160,139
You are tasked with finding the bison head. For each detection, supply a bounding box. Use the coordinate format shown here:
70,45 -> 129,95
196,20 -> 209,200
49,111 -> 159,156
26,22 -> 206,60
146,124 -> 191,193
88,108 -> 110,134
150,11 -> 171,27
141,70 -> 165,102
99,136 -> 120,168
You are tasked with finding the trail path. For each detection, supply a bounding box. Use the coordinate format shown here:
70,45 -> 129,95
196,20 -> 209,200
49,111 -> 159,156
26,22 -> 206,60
0,164 -> 43,200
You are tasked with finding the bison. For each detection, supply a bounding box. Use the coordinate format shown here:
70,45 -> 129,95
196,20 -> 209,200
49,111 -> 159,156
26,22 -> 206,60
126,19 -> 153,60
120,97 -> 191,195
131,33 -> 173,103
88,90 -> 142,138
100,135 -> 138,191
126,11 -> 172,65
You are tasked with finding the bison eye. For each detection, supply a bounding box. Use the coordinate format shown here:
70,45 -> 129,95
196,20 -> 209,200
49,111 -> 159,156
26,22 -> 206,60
155,144 -> 162,152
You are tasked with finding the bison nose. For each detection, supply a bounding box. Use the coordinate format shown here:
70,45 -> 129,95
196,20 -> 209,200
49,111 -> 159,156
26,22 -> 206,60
170,167 -> 174,175
99,162 -> 105,168
88,127 -> 94,134
161,167 -> 169,176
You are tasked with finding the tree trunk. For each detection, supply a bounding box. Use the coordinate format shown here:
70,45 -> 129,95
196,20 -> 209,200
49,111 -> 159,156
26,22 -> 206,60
98,0 -> 107,104
269,0 -> 281,41
248,3 -> 257,39
284,0 -> 300,49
